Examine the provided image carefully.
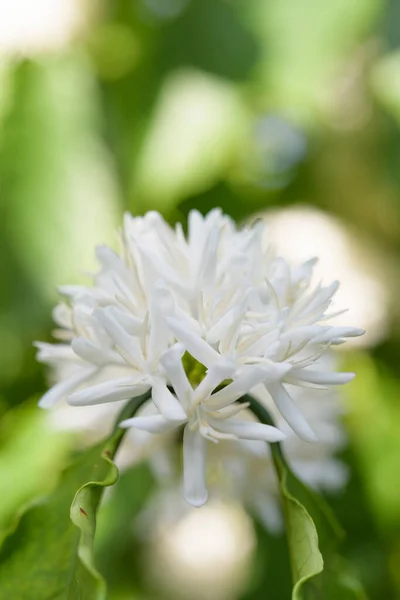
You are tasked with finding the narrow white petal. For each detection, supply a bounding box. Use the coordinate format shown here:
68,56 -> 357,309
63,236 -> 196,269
58,284 -> 88,299
137,243 -> 185,292
39,368 -> 97,408
93,308 -> 143,366
309,281 -> 340,310
71,338 -> 112,366
152,381 -> 187,421
52,303 -> 73,329
266,382 -> 317,442
120,414 -> 182,434
197,227 -> 218,288
68,378 -> 150,406
312,327 -> 365,344
262,361 -> 293,381
96,245 -> 127,277
159,345 -> 192,409
183,426 -> 208,507
280,326 -> 324,345
166,316 -> 220,367
288,369 -> 355,386
208,401 -> 250,419
206,366 -> 269,409
219,297 -> 249,355
188,209 -> 205,264
34,342 -> 76,364
207,362 -> 291,410
206,307 -> 238,345
193,358 -> 235,403
104,306 -> 143,335
148,283 -> 174,360
241,331 -> 280,358
208,416 -> 285,442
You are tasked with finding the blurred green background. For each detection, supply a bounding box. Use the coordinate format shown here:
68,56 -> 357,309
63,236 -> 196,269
1,0 -> 400,598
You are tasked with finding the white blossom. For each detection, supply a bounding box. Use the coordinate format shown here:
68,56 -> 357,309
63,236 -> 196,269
134,356 -> 348,527
120,344 -> 284,506
36,208 -> 362,506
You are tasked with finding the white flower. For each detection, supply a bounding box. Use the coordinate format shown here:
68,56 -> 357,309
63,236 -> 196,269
134,355 -> 348,527
120,345 -> 285,506
36,208 -> 362,506
161,217 -> 363,441
36,280 -> 172,408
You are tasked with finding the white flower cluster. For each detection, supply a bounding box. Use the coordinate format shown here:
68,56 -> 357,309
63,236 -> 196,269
36,209 -> 362,506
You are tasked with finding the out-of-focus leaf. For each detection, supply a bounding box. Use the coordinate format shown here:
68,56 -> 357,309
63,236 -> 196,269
247,0 -> 381,120
0,59 -> 13,128
0,57 -> 119,301
239,519 -> 292,600
371,50 -> 400,123
0,394 -> 150,600
341,352 -> 400,530
132,69 -> 247,214
381,0 -> 400,50
0,402 -> 71,532
178,181 -> 277,224
159,0 -> 259,80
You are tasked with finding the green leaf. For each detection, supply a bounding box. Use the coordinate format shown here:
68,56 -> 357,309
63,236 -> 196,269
245,395 -> 366,600
0,58 -> 118,300
273,454 -> 324,599
0,402 -> 72,533
0,393 -> 150,600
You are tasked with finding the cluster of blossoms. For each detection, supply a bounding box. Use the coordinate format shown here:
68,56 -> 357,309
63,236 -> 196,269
36,209 -> 362,506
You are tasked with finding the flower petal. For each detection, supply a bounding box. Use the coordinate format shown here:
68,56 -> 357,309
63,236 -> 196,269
266,382 -> 317,442
120,414 -> 182,434
183,426 -> 208,507
148,283 -> 175,360
96,245 -> 129,278
104,306 -> 143,335
280,326 -> 324,346
68,378 -> 150,406
34,342 -> 76,364
38,368 -> 97,408
288,369 -> 355,386
71,337 -> 117,366
152,381 -> 187,421
93,307 -> 143,367
159,345 -> 192,410
312,326 -> 365,344
208,363 -> 291,410
193,358 -> 235,403
166,316 -> 220,367
208,416 -> 285,442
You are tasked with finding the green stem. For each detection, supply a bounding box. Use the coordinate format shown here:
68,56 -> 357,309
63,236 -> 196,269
104,389 -> 152,463
243,394 -> 295,577
241,393 -> 285,465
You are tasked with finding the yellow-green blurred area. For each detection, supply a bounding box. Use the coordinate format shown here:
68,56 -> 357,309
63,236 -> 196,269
1,0 -> 400,598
